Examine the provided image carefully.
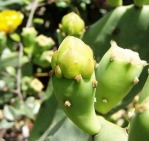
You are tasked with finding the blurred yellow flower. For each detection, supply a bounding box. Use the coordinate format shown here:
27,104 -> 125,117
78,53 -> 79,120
0,10 -> 23,33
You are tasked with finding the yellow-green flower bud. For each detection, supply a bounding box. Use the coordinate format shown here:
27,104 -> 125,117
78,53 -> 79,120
60,12 -> 85,37
21,27 -> 38,55
33,35 -> 55,54
33,50 -> 54,68
51,36 -> 95,79
30,78 -> 44,93
22,77 -> 44,94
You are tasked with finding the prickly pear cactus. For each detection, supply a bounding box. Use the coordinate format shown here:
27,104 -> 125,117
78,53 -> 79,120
83,4 -> 149,62
82,1 -> 149,117
29,1 -> 149,141
128,97 -> 149,141
128,72 -> 149,141
51,36 -> 100,135
95,41 -> 147,114
94,116 -> 128,141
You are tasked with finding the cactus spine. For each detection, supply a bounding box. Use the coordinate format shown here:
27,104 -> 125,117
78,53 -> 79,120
95,41 -> 147,114
51,36 -> 100,135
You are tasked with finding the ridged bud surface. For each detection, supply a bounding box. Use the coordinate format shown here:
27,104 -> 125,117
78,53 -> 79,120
51,36 -> 95,79
60,12 -> 85,36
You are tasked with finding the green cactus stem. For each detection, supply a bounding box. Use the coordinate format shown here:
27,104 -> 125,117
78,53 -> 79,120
95,41 -> 147,114
128,72 -> 149,141
52,72 -> 100,135
51,36 -> 100,135
57,29 -> 65,45
138,70 -> 149,103
0,31 -> 7,55
83,5 -> 149,62
128,96 -> 149,141
107,0 -> 123,7
94,116 -> 128,141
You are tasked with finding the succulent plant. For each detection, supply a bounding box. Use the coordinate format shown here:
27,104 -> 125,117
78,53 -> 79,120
83,2 -> 149,114
95,41 -> 147,114
51,36 -> 100,135
94,116 -> 128,141
128,72 -> 149,141
29,1 -> 149,141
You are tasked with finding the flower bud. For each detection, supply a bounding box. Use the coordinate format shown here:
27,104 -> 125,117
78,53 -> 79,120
60,12 -> 85,37
22,77 -> 44,94
33,50 -> 54,68
33,35 -> 55,54
30,78 -> 44,93
51,36 -> 95,79
21,27 -> 38,55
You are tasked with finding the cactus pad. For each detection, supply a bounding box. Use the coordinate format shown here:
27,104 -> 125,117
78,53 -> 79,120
95,41 -> 147,114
